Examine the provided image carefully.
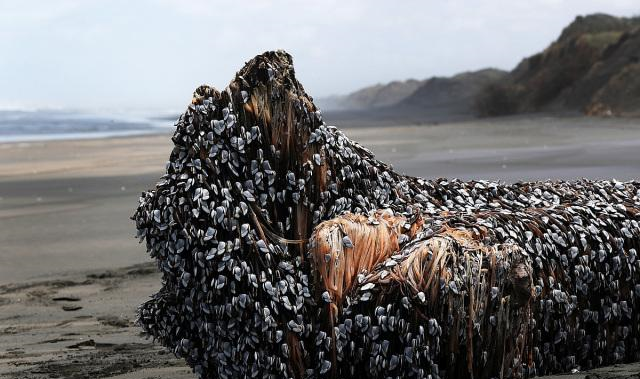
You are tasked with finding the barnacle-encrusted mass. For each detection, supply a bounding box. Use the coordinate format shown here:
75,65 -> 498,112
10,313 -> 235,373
133,51 -> 640,379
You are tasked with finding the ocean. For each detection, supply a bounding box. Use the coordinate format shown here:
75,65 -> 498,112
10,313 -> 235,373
0,110 -> 177,143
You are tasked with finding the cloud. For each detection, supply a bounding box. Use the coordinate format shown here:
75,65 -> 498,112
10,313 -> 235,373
0,0 -> 638,111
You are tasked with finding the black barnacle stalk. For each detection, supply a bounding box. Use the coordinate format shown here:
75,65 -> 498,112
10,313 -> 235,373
134,50 -> 640,379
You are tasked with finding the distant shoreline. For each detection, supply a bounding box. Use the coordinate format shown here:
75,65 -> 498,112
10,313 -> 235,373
2,112 -> 638,144
0,109 -> 175,144
0,128 -> 168,144
321,108 -> 640,128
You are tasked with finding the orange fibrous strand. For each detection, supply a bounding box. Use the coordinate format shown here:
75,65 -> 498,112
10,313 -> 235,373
310,210 -> 422,313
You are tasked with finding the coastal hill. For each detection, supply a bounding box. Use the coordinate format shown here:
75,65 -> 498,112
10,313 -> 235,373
320,13 -> 640,124
316,79 -> 423,111
400,69 -> 506,115
320,69 -> 506,124
477,13 -> 640,117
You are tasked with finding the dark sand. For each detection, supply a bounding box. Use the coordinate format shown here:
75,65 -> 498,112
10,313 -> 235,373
1,116 -> 639,378
0,263 -> 193,379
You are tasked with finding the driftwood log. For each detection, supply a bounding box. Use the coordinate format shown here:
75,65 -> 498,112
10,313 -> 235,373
133,50 -> 640,379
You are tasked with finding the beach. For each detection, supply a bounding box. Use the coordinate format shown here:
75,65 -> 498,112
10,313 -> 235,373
1,115 -> 640,378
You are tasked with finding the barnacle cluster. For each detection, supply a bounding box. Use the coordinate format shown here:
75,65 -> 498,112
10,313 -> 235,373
134,51 -> 640,379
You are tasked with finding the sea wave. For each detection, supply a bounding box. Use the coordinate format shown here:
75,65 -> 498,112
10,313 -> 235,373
0,110 -> 179,143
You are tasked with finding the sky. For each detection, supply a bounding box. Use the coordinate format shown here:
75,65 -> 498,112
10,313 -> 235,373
0,0 -> 638,113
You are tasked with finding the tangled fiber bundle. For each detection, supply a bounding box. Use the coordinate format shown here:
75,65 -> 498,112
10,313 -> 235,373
133,50 -> 640,379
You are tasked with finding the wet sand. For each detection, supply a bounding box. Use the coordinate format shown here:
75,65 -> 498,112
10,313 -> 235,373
1,116 -> 640,378
0,134 -> 173,285
344,115 -> 640,182
0,263 -> 193,379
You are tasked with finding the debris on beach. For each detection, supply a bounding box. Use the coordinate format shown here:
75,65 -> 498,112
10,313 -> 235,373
61,305 -> 82,312
133,50 -> 640,379
52,296 -> 81,302
67,339 -> 96,349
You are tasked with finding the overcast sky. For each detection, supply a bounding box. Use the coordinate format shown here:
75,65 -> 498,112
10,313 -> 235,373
0,0 -> 637,112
